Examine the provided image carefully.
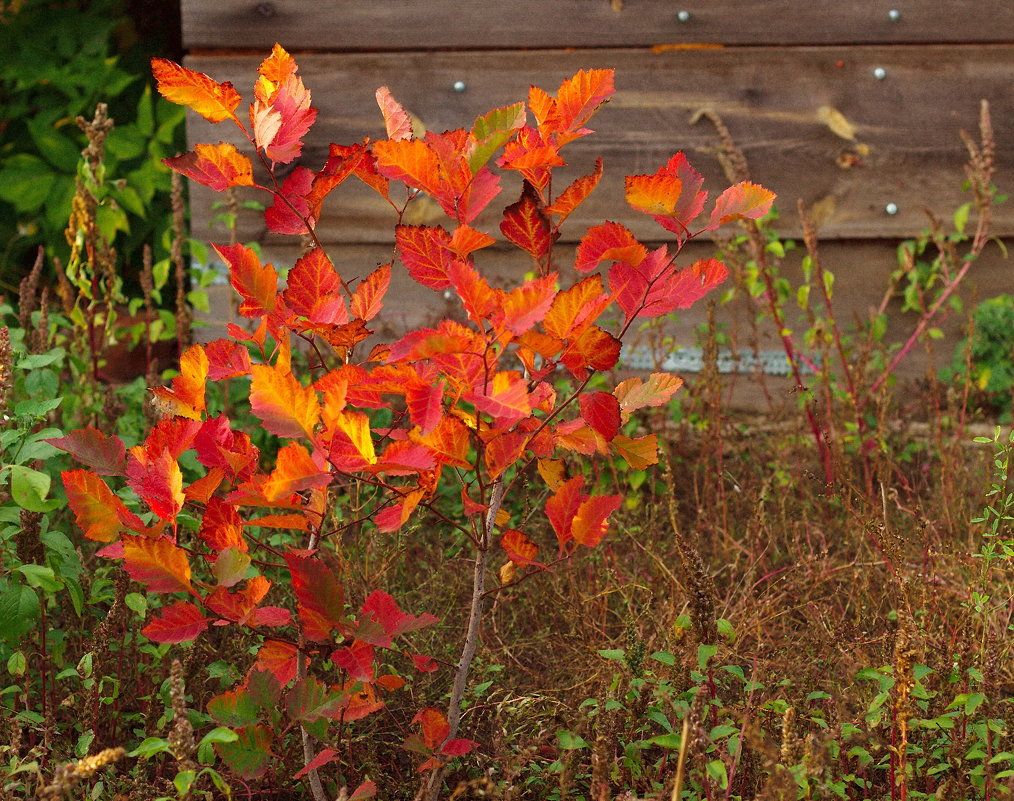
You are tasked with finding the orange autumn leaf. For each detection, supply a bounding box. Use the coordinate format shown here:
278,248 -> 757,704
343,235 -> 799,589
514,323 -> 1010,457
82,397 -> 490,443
121,533 -> 194,594
498,273 -> 558,336
545,157 -> 603,224
554,69 -> 616,135
214,243 -> 277,318
328,410 -> 377,471
614,372 -> 684,417
126,447 -> 184,523
283,248 -> 347,325
500,528 -> 544,568
624,172 -> 684,216
150,344 -> 209,421
164,143 -> 253,192
262,442 -> 331,501
543,274 -> 610,339
500,183 -> 555,259
706,181 -> 776,229
350,263 -> 391,322
611,434 -> 659,469
199,496 -> 247,552
63,470 -> 141,542
249,363 -> 321,440
152,58 -> 242,124
395,225 -> 455,290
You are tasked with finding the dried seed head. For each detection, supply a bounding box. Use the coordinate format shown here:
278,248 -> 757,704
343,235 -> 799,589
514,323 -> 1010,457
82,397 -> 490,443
37,747 -> 125,799
0,326 -> 12,416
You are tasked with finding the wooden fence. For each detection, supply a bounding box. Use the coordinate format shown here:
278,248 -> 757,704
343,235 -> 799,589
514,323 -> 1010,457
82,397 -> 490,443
179,0 -> 1013,406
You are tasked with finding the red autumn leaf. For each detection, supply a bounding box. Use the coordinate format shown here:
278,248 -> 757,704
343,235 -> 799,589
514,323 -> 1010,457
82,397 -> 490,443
498,126 -> 564,194
285,675 -> 346,723
500,183 -> 555,259
468,371 -> 531,424
306,142 -> 370,218
405,380 -> 444,435
497,273 -> 558,336
571,494 -> 622,547
283,248 -> 347,325
151,57 -> 241,123
337,680 -> 384,722
249,362 -> 320,439
638,152 -> 708,238
395,225 -> 455,290
204,338 -> 252,380
545,476 -> 620,550
611,434 -> 659,469
293,747 -> 342,780
706,181 -> 776,230
138,418 -> 203,462
47,427 -> 125,476
214,243 -> 277,318
328,410 -> 377,470
126,447 -> 184,522
574,221 -> 647,274
664,257 -> 729,311
142,601 -> 211,644
484,431 -> 527,480
253,644 -> 300,685
121,533 -> 193,594
319,319 -> 373,353
330,639 -> 375,682
253,639 -> 298,686
62,470 -> 142,542
372,489 -> 424,533
452,165 -> 503,225
350,263 -> 391,322
376,86 -> 414,141
355,590 -> 439,649
614,373 -> 684,416
163,142 -> 253,192
410,653 -> 439,672
412,707 -> 450,750
545,157 -> 603,225
560,325 -> 620,380
284,551 -> 346,642
195,416 -> 259,479
257,72 -> 317,164
199,496 -> 246,552
500,528 -> 545,568
348,781 -> 378,801
448,259 -> 498,326
264,165 -> 315,235
578,391 -> 621,441
150,344 -> 209,421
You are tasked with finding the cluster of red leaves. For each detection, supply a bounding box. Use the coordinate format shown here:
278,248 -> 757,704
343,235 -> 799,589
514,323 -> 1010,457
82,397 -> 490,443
55,44 -> 773,784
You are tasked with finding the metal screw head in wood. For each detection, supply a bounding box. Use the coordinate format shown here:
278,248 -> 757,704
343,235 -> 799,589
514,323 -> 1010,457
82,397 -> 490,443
885,202 -> 899,215
452,80 -> 467,93
873,67 -> 887,80
888,9 -> 901,21
677,10 -> 692,22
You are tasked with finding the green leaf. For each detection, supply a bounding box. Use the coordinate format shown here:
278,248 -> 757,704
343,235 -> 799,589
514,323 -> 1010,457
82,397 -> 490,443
10,465 -> 61,512
15,564 -> 62,592
598,648 -> 625,661
697,643 -> 718,671
128,737 -> 172,758
213,547 -> 252,588
15,348 -> 66,369
7,651 -> 26,676
208,688 -> 259,728
199,727 -> 240,747
26,117 -> 81,172
174,770 -> 196,796
13,397 -> 62,418
215,726 -> 272,780
556,731 -> 589,750
650,651 -> 676,666
649,733 -> 684,749
0,154 -> 55,212
706,759 -> 728,789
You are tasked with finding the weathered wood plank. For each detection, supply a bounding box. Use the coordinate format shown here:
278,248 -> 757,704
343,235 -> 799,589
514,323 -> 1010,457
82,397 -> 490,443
184,47 -> 1013,246
182,0 -> 1014,51
195,238 -> 1013,412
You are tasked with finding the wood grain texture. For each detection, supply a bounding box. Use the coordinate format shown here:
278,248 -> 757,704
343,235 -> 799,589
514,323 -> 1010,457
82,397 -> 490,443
181,0 -> 1014,50
183,46 -> 1013,246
